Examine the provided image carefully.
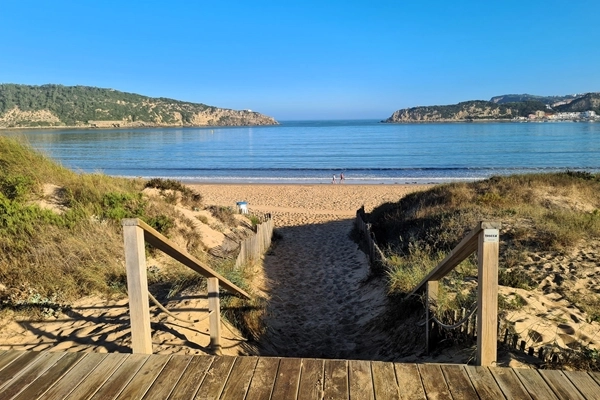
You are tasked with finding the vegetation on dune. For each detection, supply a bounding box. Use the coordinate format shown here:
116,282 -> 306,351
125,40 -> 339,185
369,172 -> 600,308
368,172 -> 600,368
0,137 -> 257,324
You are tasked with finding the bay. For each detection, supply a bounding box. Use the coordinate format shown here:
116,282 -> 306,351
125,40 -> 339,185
3,120 -> 600,184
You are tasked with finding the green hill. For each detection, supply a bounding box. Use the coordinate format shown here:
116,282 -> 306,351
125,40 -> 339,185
383,99 -> 548,122
0,84 -> 278,128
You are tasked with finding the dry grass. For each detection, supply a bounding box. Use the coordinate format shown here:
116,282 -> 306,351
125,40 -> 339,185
371,172 -> 600,300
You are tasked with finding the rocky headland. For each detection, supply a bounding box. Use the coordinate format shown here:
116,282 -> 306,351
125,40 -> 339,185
0,84 -> 278,129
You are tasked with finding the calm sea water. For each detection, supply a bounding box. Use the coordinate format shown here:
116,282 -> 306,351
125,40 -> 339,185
4,120 -> 600,184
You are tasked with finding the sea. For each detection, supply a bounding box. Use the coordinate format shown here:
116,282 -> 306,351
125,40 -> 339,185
3,120 -> 600,184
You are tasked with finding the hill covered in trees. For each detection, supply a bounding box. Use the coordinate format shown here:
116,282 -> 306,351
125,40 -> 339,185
0,84 -> 278,128
384,92 -> 600,123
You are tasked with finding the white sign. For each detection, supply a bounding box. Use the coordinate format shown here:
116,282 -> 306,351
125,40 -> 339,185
483,229 -> 499,243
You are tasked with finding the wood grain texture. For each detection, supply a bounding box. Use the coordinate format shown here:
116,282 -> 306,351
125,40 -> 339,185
0,352 -> 64,399
245,357 -> 280,400
465,366 -> 505,399
323,359 -> 348,400
538,369 -> 586,400
440,365 -> 478,400
349,360 -> 374,400
115,354 -> 170,399
372,361 -> 399,400
513,369 -> 559,400
561,371 -> 600,399
143,354 -> 193,400
489,366 -> 532,399
219,356 -> 259,400
123,223 -> 153,354
12,352 -> 84,400
297,358 -> 324,400
88,354 -> 149,400
394,363 -> 426,400
476,228 -> 499,366
168,355 -> 214,400
38,353 -> 109,400
418,364 -> 452,400
195,355 -> 236,400
271,357 -> 302,400
64,353 -> 129,400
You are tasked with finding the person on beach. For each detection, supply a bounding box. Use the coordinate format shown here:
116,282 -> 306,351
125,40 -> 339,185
340,172 -> 344,183
332,174 -> 336,184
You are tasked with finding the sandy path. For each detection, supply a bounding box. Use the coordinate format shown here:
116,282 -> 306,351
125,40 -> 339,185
192,184 -> 431,358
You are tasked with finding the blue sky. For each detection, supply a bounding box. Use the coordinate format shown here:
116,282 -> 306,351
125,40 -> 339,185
1,0 -> 599,120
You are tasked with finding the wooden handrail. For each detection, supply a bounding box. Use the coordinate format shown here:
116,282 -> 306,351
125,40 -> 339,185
408,221 -> 500,297
122,217 -> 253,355
123,218 -> 250,299
408,220 -> 501,366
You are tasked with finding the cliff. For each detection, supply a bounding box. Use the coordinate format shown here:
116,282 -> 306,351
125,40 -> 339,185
0,84 -> 278,128
383,100 -> 548,123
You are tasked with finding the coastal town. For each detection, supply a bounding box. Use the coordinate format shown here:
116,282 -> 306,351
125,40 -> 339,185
519,109 -> 598,122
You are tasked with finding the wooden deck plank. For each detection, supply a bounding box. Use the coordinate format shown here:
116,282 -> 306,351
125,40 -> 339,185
167,356 -> 214,400
194,355 -> 236,400
38,353 -> 109,400
245,357 -> 280,400
489,366 -> 532,399
115,354 -> 171,399
65,353 -> 129,400
539,370 -> 586,400
220,356 -> 259,400
588,371 -> 600,386
349,360 -> 375,400
271,357 -> 302,400
142,355 -> 193,400
562,371 -> 600,400
394,363 -> 426,400
0,351 -> 43,389
417,364 -> 452,400
323,359 -> 348,400
464,366 -> 506,399
440,365 -> 478,400
0,351 -> 29,373
0,352 -> 65,399
513,369 -> 559,400
372,360 -> 400,400
298,358 -> 324,400
13,352 -> 85,400
87,354 -> 149,400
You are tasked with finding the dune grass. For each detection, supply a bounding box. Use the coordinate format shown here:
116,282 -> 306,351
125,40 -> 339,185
370,172 -> 600,309
0,137 -> 205,310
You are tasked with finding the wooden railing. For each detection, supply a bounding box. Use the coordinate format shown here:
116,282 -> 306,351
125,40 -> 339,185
122,218 -> 251,355
409,221 -> 501,366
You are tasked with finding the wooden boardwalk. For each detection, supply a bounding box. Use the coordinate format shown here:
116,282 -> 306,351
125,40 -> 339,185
0,350 -> 599,399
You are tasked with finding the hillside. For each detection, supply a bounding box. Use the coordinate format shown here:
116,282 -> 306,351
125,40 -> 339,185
555,92 -> 600,114
490,93 -> 582,105
383,99 -> 548,122
0,84 -> 278,128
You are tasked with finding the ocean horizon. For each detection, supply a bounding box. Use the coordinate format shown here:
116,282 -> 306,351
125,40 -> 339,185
3,119 -> 600,184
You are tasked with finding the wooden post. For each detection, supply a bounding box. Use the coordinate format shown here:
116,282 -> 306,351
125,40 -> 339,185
208,277 -> 222,355
476,227 -> 499,366
122,220 -> 153,354
426,281 -> 439,354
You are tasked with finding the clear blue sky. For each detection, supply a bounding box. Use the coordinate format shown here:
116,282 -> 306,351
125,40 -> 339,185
1,0 -> 599,120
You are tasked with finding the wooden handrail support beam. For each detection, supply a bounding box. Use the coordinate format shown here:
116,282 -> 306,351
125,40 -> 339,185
409,221 -> 501,366
122,218 -> 251,355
